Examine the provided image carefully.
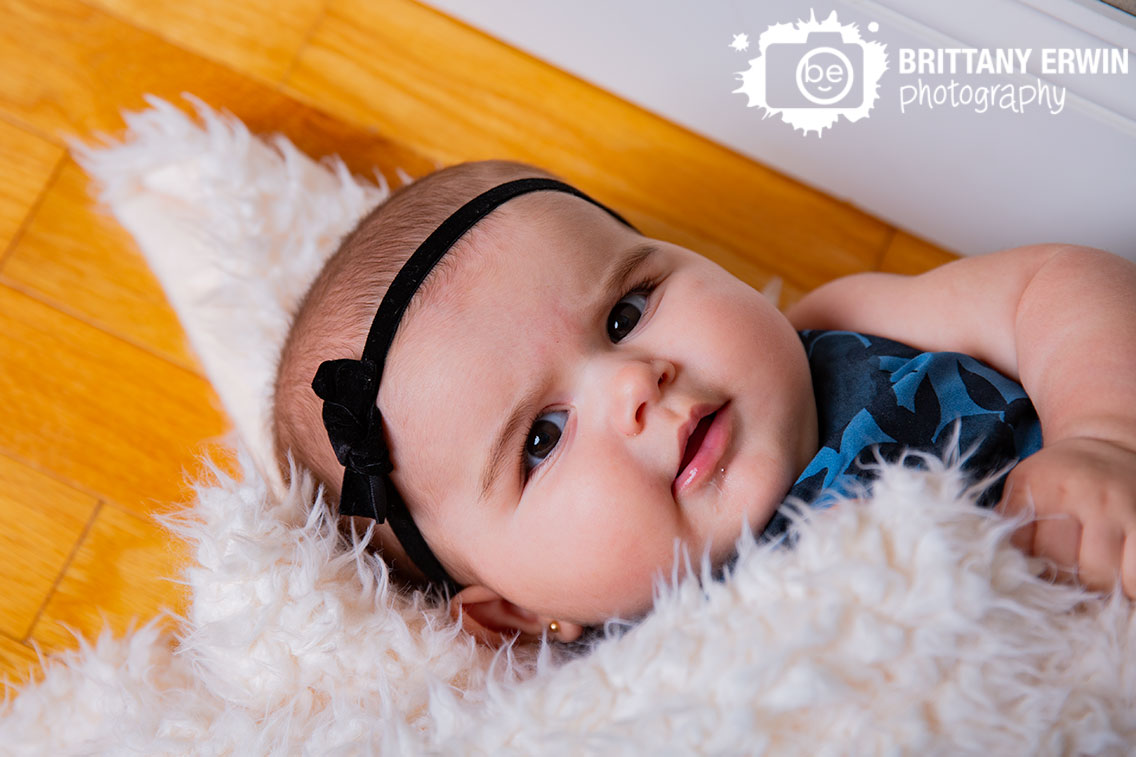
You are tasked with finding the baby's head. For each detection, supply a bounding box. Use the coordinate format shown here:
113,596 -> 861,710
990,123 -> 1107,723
273,160 -> 817,643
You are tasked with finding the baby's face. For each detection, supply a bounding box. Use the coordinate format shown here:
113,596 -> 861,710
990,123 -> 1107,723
380,192 -> 817,625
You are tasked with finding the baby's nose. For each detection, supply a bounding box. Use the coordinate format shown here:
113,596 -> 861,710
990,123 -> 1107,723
610,358 -> 675,437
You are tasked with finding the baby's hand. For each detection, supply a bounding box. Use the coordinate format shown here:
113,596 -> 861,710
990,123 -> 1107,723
997,436 -> 1136,599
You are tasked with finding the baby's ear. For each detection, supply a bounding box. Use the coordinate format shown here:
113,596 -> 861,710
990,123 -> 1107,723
450,585 -> 583,646
450,585 -> 543,645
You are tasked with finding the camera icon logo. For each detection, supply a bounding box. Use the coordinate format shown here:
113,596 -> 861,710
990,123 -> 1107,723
767,32 -> 863,108
734,10 -> 888,136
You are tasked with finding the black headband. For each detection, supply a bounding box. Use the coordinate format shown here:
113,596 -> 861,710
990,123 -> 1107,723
312,177 -> 638,594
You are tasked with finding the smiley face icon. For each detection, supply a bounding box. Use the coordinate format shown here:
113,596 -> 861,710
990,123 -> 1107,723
796,47 -> 856,106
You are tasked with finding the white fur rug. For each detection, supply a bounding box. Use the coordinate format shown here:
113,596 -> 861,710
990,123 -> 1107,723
2,95 -> 1134,755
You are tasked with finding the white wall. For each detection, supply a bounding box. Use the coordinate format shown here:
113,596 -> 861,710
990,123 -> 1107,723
421,0 -> 1136,261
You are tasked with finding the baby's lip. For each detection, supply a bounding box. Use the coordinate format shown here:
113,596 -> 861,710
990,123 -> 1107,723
674,401 -> 726,482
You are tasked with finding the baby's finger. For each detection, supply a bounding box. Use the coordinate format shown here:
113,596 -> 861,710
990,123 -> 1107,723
1075,521 -> 1125,595
1008,520 -> 1036,555
1031,513 -> 1082,583
995,480 -> 1037,554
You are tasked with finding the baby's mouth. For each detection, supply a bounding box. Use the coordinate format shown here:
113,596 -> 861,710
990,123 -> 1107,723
677,410 -> 718,480
673,401 -> 732,497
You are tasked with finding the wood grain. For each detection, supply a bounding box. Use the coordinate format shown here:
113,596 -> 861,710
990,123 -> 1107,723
0,283 -> 232,519
0,119 -> 63,257
30,502 -> 190,654
2,159 -> 204,374
0,452 -> 97,641
0,0 -> 436,181
84,0 -> 326,84
0,632 -> 42,693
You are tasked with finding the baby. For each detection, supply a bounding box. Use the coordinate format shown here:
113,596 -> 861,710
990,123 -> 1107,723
272,159 -> 1136,646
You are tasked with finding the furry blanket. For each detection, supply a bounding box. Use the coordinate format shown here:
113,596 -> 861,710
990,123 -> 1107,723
2,96 -> 1134,755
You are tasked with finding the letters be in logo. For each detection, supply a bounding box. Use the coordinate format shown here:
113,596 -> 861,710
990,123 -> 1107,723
767,32 -> 863,108
735,10 -> 887,136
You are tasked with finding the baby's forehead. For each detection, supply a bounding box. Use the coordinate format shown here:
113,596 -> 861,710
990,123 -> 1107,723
402,190 -> 628,331
421,192 -> 620,295
491,189 -> 613,235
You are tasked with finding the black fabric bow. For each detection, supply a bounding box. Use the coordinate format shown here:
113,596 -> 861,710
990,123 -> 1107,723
311,357 -> 392,522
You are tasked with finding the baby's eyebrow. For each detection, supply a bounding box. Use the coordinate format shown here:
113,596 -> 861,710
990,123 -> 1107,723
478,240 -> 661,502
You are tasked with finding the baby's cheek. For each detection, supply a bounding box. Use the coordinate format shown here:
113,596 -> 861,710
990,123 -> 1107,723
569,548 -> 663,621
572,512 -> 678,613
542,436 -> 682,617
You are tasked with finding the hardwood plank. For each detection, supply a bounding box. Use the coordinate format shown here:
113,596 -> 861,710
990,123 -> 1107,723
84,0 -> 326,84
0,119 -> 63,258
2,158 -> 205,375
0,632 -> 41,691
878,230 -> 959,276
0,452 -> 96,641
285,0 -> 891,291
0,283 -> 232,519
30,502 -> 188,654
0,0 -> 436,182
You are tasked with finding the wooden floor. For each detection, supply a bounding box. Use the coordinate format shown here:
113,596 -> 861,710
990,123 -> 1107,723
0,0 -> 956,692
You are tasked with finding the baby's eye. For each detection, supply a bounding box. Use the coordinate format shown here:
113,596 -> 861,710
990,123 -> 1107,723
523,409 -> 568,477
607,291 -> 649,343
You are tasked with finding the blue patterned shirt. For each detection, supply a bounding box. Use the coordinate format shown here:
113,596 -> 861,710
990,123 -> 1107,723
757,330 -> 1043,543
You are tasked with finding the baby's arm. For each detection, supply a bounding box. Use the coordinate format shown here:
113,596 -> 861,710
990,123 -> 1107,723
787,244 -> 1136,597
